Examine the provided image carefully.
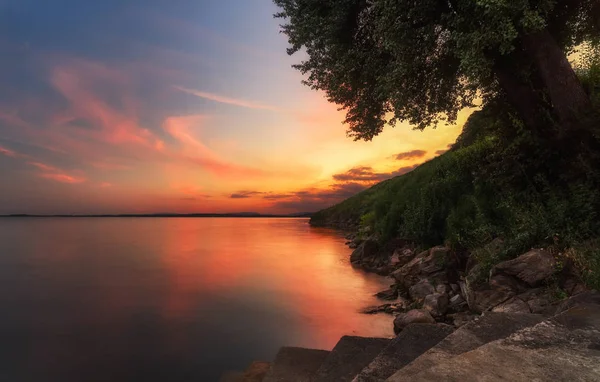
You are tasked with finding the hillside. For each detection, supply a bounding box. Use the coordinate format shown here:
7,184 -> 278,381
311,93 -> 600,289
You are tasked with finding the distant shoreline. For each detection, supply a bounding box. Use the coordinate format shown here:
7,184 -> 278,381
0,213 -> 313,219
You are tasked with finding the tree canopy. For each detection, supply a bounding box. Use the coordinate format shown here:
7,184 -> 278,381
274,0 -> 598,141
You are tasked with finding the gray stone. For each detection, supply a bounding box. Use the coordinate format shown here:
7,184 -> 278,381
263,347 -> 329,382
312,336 -> 390,382
393,310 -> 436,333
447,312 -> 478,328
436,284 -> 451,294
408,279 -> 435,302
492,249 -> 557,286
450,283 -> 460,294
471,288 -> 515,313
398,305 -> 600,382
388,312 -> 545,381
352,324 -> 453,382
390,248 -> 415,268
423,293 -> 449,317
492,297 -> 531,313
554,290 -> 600,314
449,294 -> 465,308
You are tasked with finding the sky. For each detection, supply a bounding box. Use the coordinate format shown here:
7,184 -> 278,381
0,0 -> 471,215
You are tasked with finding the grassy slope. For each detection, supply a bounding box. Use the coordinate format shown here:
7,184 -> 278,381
311,98 -> 600,288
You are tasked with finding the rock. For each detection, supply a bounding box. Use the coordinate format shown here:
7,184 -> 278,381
489,274 -> 524,293
436,284 -> 451,294
421,246 -> 451,274
375,288 -> 398,301
361,304 -> 393,315
554,290 -> 600,314
491,249 -> 556,286
450,283 -> 460,294
423,293 -> 449,317
390,248 -> 416,268
409,279 -> 436,302
350,240 -> 379,263
449,294 -> 465,308
348,242 -> 359,249
492,297 -> 531,313
514,288 -> 553,315
399,305 -> 600,382
471,288 -> 515,313
447,312 -> 478,328
393,309 -> 436,333
391,246 -> 454,289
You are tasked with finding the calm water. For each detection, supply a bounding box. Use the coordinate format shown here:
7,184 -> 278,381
0,218 -> 393,382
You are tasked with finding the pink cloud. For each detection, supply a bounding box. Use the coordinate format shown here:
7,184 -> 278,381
27,161 -> 86,184
39,173 -> 86,184
100,182 -> 112,188
0,145 -> 17,157
173,86 -> 278,111
163,115 -> 265,177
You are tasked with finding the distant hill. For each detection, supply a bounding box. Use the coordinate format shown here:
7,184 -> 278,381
3,212 -> 314,218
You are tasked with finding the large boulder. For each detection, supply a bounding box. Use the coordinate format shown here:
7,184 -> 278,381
350,239 -> 379,263
423,293 -> 449,317
491,249 -> 556,286
393,309 -> 436,333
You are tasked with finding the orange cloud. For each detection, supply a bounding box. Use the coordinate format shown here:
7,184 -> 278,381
173,86 -> 278,111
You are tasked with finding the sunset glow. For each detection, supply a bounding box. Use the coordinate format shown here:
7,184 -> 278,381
0,1 -> 470,214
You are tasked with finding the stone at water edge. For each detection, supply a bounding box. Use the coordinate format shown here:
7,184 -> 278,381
491,248 -> 557,286
375,288 -> 398,301
390,248 -> 416,268
393,309 -> 436,333
423,293 -> 449,317
350,240 -> 379,263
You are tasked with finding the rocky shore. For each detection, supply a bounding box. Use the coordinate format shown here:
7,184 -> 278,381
347,234 -> 588,333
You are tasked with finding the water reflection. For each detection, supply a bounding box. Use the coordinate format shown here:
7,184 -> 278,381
0,218 -> 393,381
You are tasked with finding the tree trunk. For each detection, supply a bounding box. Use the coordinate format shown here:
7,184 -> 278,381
522,28 -> 593,134
493,48 -> 554,137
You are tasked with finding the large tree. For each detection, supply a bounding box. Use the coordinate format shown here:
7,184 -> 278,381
274,0 -> 598,141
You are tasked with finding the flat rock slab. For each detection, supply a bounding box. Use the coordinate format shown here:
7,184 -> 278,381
312,336 -> 391,382
263,347 -> 329,382
388,312 -> 545,381
401,304 -> 600,382
354,324 -> 454,382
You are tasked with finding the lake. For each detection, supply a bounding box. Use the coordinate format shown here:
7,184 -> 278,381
0,217 -> 393,381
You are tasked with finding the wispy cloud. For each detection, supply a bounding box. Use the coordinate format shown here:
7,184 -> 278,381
393,149 -> 427,161
0,145 -> 17,157
28,161 -> 86,184
173,86 -> 278,111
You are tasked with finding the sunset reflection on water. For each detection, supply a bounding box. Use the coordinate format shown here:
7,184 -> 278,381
0,217 -> 393,381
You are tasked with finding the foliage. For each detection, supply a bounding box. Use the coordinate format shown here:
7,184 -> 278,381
274,0 -> 596,140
